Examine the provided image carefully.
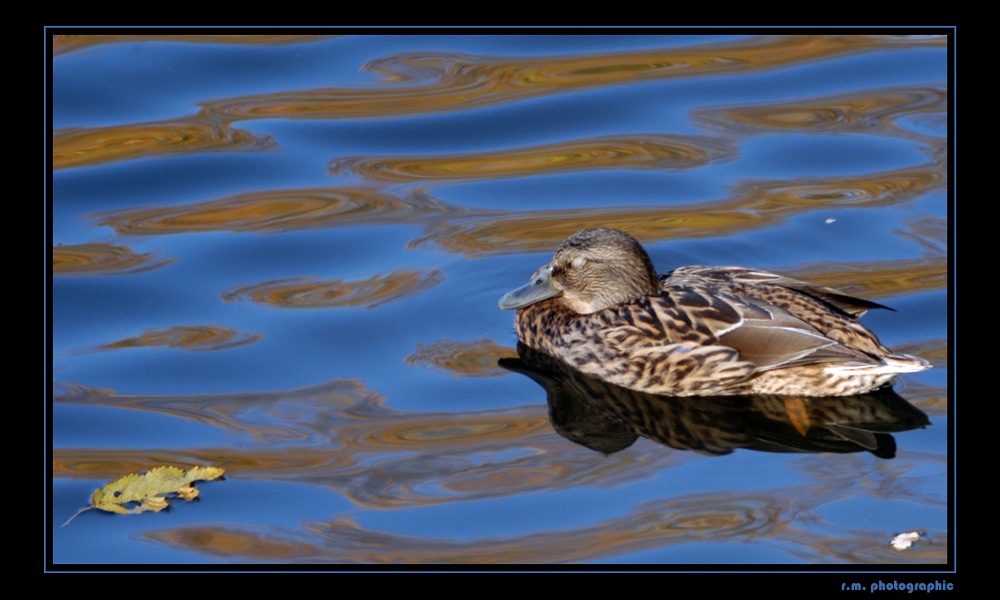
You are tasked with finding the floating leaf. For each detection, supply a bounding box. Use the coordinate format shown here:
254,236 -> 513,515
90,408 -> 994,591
63,465 -> 225,526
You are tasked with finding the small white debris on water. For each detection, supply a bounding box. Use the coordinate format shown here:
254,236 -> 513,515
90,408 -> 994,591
825,218 -> 836,224
890,531 -> 922,550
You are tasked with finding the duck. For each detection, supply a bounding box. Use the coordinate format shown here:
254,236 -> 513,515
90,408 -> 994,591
497,227 -> 930,397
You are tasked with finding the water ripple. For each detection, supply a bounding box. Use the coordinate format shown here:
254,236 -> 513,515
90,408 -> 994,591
693,85 -> 947,138
88,325 -> 262,353
328,134 -> 734,182
53,378 -> 385,445
136,489 -> 947,564
93,187 -> 465,235
52,379 -> 678,509
412,165 -> 944,258
221,270 -> 443,309
52,119 -> 277,170
52,34 -> 330,56
404,338 -> 517,378
52,242 -> 174,275
201,36 -> 944,122
788,258 -> 946,300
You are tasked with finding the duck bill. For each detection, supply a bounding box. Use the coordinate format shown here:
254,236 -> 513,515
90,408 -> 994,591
498,267 -> 561,310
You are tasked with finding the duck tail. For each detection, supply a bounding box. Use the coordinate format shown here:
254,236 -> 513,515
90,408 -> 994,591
824,353 -> 931,376
884,353 -> 933,373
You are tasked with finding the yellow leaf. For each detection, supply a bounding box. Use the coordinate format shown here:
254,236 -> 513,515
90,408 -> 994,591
140,496 -> 171,512
176,484 -> 200,501
64,465 -> 225,525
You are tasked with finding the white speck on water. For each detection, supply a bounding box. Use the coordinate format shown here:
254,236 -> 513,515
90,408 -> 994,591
890,531 -> 922,550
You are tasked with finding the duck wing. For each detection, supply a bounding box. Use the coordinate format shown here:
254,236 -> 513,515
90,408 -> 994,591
711,294 -> 877,370
662,266 -> 891,317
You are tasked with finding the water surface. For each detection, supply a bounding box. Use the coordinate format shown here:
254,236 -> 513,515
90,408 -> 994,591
49,32 -> 950,568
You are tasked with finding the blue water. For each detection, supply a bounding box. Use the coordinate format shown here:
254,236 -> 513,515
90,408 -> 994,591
49,32 -> 950,569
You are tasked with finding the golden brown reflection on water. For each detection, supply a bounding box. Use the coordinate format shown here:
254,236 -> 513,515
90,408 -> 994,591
200,36 -> 944,122
52,119 -> 276,170
91,164 -> 944,271
52,34 -> 331,56
54,378 -> 378,444
52,36 -> 944,171
410,164 -> 944,258
54,447 -> 357,486
221,270 -> 443,309
404,338 -> 516,378
327,134 -> 734,182
141,495 -> 769,564
790,259 -> 946,301
94,187 -> 466,235
138,490 -> 945,564
693,86 -> 947,138
52,242 -> 175,275
90,325 -> 262,353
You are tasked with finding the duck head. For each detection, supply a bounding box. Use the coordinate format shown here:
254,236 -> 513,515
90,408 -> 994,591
498,228 -> 660,315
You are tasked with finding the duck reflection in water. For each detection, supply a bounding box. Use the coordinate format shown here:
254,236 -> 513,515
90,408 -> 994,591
501,343 -> 929,459
498,228 -> 931,397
